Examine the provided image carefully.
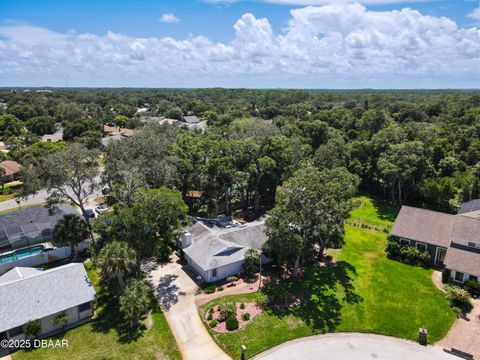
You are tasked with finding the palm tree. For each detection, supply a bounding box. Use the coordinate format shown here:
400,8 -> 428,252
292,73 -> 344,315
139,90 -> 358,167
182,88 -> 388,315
96,241 -> 136,291
53,214 -> 90,257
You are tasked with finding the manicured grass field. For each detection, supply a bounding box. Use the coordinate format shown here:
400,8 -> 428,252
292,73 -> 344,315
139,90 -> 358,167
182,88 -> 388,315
201,195 -> 456,359
14,262 -> 181,360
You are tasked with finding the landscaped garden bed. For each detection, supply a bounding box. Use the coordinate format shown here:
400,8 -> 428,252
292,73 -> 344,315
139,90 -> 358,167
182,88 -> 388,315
200,195 -> 456,359
205,301 -> 262,333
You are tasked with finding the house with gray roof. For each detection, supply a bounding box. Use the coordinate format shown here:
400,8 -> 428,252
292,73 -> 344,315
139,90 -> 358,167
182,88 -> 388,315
0,204 -> 78,253
391,205 -> 480,283
0,263 -> 96,341
181,218 -> 268,282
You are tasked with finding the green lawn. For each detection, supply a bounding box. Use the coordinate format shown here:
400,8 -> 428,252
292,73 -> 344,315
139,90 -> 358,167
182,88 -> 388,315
14,262 -> 181,360
201,195 -> 456,359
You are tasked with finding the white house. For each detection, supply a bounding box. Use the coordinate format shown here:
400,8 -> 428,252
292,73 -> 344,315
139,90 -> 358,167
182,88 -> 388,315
0,263 -> 96,341
182,218 -> 269,282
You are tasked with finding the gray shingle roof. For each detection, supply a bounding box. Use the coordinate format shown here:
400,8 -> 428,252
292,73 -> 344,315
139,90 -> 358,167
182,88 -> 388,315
0,204 -> 78,251
444,245 -> 480,277
0,263 -> 96,333
451,215 -> 480,244
390,206 -> 455,247
459,199 -> 480,215
183,220 -> 267,271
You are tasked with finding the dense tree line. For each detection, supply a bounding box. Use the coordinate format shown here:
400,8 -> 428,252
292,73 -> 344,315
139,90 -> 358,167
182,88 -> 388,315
2,87 -> 480,215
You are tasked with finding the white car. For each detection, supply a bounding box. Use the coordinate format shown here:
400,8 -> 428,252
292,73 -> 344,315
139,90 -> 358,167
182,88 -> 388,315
95,204 -> 108,214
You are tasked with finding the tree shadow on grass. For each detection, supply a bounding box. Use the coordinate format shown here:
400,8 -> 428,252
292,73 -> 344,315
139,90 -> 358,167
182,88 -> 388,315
90,280 -> 147,344
367,193 -> 400,223
262,261 -> 362,333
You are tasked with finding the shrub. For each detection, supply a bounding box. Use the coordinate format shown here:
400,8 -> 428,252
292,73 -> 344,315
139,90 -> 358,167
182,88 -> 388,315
444,284 -> 472,312
209,319 -> 218,328
217,286 -> 224,291
240,303 -> 245,309
226,315 -> 239,331
218,302 -> 236,321
204,285 -> 216,294
25,319 -> 41,338
385,239 -> 402,258
207,313 -> 213,321
242,312 -> 250,321
226,276 -> 238,282
256,293 -> 269,307
465,278 -> 480,298
208,307 -> 214,315
385,239 -> 431,266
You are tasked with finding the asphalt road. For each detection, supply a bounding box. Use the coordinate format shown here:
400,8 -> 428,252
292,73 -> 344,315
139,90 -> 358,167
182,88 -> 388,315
252,333 -> 457,360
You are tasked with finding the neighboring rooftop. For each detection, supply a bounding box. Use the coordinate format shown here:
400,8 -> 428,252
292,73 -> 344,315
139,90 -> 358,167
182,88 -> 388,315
0,204 -> 77,252
183,219 -> 267,271
183,115 -> 200,124
0,160 -> 22,177
390,206 -> 455,248
41,133 -> 63,143
103,125 -> 135,137
0,263 -> 96,333
444,244 -> 480,277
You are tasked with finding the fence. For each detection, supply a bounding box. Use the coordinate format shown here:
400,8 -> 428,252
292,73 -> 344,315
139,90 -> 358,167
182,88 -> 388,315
0,241 -> 89,275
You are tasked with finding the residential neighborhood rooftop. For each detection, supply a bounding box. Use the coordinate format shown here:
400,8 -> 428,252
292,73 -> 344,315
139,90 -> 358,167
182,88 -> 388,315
183,218 -> 267,272
390,206 -> 455,248
0,160 -> 22,177
0,204 -> 77,251
0,263 -> 96,333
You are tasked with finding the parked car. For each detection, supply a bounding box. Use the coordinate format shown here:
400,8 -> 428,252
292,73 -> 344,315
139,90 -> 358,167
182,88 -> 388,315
95,204 -> 108,214
83,209 -> 96,219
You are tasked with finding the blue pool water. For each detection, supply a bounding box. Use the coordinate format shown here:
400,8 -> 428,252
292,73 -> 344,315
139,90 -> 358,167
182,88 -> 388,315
0,245 -> 45,264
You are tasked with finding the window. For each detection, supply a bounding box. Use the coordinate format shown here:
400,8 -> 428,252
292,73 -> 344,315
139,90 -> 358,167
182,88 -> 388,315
9,326 -> 24,337
212,268 -> 217,278
468,242 -> 476,247
78,302 -> 91,313
399,238 -> 410,246
454,271 -> 465,283
416,242 -> 427,252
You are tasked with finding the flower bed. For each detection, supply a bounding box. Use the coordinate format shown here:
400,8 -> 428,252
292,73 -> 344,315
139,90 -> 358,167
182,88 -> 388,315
206,302 -> 262,333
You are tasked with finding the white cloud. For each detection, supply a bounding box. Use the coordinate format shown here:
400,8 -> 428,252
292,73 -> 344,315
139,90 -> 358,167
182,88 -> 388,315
468,7 -> 480,20
0,3 -> 479,87
205,0 -> 432,5
159,13 -> 180,23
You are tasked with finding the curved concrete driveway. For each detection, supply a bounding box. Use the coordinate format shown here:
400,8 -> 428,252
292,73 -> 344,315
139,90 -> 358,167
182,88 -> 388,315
253,333 -> 457,360
147,256 -> 230,360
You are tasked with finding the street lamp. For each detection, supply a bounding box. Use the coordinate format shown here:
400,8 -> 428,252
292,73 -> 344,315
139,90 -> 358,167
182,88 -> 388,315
241,344 -> 247,360
258,251 -> 262,290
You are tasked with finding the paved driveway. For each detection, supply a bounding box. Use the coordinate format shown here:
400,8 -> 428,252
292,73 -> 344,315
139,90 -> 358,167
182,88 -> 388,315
437,298 -> 480,359
146,256 -> 230,360
253,333 -> 457,360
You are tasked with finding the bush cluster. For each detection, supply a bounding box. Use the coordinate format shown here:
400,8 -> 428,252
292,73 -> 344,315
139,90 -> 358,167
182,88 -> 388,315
218,302 -> 237,322
385,239 -> 431,266
204,285 -> 216,294
226,315 -> 239,331
241,312 -> 250,321
209,319 -> 218,328
444,284 -> 473,314
226,276 -> 238,282
465,278 -> 480,298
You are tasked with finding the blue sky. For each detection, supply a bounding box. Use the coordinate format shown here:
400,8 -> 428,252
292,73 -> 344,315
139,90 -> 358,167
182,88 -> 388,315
0,0 -> 479,88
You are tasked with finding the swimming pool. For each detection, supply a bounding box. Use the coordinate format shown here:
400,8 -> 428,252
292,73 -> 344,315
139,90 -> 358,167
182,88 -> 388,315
0,245 -> 45,264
